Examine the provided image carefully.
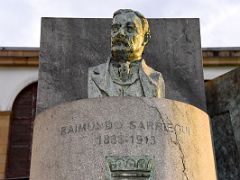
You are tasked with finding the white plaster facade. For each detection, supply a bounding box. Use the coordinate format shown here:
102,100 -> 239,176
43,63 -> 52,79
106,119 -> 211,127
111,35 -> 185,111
0,67 -> 38,111
204,66 -> 238,80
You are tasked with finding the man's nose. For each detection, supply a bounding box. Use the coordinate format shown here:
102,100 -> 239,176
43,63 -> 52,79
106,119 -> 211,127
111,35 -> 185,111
117,27 -> 126,36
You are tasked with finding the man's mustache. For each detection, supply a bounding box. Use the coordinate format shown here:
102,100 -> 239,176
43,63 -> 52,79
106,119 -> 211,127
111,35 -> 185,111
112,38 -> 131,47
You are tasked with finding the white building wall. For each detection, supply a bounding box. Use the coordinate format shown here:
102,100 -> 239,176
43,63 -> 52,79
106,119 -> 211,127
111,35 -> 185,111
0,66 -> 238,111
0,67 -> 38,111
203,66 -> 238,80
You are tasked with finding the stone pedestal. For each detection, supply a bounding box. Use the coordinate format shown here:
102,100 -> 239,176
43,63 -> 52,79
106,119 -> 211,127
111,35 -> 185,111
30,97 -> 216,180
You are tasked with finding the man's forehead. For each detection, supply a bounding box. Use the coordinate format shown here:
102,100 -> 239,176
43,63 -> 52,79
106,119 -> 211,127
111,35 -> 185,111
112,12 -> 141,24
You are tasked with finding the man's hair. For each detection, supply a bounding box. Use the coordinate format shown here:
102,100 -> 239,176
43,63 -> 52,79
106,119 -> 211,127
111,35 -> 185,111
113,9 -> 150,36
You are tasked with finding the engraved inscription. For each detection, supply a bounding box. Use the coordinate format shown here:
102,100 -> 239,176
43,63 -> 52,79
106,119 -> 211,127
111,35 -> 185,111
96,135 -> 156,145
60,120 -> 191,136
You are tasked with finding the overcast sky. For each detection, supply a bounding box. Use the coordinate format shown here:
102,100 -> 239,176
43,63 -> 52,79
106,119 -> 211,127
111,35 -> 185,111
0,0 -> 239,47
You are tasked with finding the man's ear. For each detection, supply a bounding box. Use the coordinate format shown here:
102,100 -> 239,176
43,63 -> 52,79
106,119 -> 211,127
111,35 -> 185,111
142,32 -> 150,46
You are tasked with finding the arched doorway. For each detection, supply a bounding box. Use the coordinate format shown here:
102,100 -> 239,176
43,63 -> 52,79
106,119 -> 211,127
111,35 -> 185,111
5,82 -> 38,180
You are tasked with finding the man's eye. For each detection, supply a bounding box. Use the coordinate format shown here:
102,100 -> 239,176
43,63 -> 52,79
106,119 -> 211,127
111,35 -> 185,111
127,26 -> 134,33
111,25 -> 119,33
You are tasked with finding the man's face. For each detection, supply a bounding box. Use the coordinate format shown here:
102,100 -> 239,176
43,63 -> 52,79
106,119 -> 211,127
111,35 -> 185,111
111,12 -> 146,61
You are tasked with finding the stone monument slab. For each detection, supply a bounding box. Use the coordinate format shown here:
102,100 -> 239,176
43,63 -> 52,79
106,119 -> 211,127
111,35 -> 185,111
30,97 -> 216,180
37,18 -> 206,113
205,67 -> 240,179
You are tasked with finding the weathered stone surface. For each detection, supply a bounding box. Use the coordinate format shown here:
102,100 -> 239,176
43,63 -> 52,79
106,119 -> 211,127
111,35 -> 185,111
205,67 -> 240,179
30,97 -> 216,180
37,18 -> 206,113
211,112 -> 240,179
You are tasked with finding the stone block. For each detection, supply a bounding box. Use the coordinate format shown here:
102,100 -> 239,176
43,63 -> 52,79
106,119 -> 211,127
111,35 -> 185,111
37,18 -> 206,113
0,162 -> 5,173
0,145 -> 7,154
0,112 -> 10,128
0,127 -> 9,139
0,137 -> 8,145
0,154 -> 6,164
211,112 -> 240,179
205,67 -> 240,179
0,173 -> 4,179
30,97 -> 216,180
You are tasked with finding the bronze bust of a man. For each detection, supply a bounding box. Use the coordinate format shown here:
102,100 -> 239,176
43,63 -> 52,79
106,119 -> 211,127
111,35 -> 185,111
88,9 -> 165,98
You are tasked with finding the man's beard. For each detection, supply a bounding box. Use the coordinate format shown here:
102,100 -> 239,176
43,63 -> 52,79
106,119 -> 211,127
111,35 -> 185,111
111,48 -> 133,61
111,38 -> 133,61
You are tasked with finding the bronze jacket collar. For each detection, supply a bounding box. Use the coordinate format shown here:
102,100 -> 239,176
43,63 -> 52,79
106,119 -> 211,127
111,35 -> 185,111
91,58 -> 161,97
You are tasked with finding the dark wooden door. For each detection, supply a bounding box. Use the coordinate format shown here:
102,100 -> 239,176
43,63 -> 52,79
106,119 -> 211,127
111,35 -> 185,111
5,82 -> 37,180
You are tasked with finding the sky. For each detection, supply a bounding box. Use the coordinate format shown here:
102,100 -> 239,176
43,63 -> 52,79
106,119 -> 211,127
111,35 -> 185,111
0,0 -> 240,48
